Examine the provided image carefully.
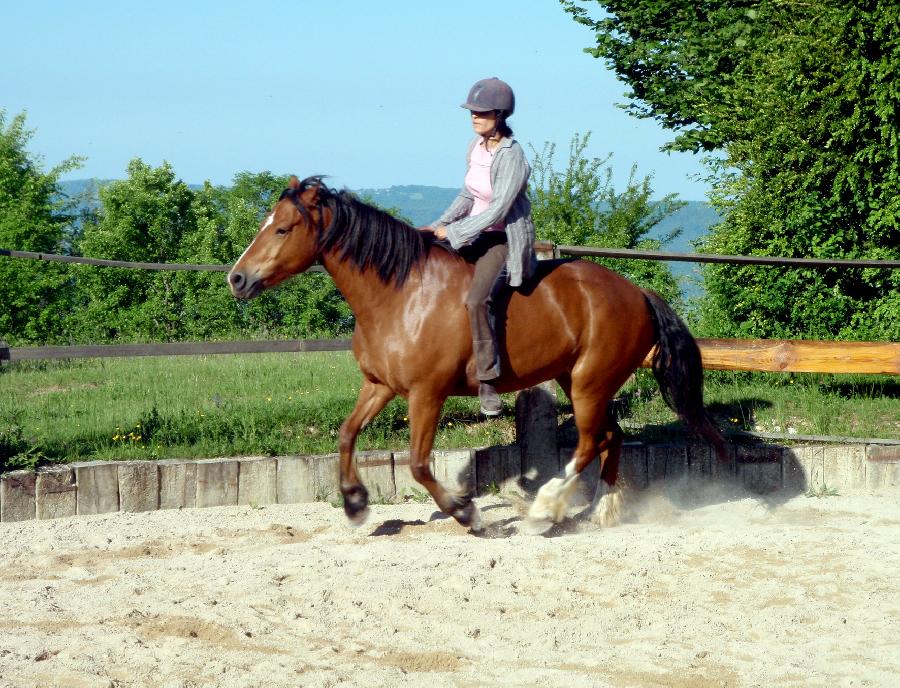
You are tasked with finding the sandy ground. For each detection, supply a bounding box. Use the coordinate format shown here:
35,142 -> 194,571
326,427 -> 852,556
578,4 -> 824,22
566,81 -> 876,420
1,482 -> 898,688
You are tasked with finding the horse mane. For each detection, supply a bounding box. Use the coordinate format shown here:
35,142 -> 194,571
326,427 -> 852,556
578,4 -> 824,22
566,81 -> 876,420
281,176 -> 457,288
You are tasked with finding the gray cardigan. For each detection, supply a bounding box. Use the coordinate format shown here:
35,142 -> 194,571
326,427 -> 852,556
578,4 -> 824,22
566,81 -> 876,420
435,136 -> 537,288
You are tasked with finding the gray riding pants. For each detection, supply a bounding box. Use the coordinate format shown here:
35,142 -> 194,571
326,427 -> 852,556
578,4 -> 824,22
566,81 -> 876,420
462,233 -> 508,381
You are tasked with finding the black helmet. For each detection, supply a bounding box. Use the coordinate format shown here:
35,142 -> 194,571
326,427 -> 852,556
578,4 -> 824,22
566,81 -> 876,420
461,77 -> 515,116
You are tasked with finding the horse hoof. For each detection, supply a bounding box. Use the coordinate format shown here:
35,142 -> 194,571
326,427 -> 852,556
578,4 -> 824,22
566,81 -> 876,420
346,507 -> 370,528
589,485 -> 623,528
451,499 -> 483,532
342,485 -> 369,523
521,517 -> 554,536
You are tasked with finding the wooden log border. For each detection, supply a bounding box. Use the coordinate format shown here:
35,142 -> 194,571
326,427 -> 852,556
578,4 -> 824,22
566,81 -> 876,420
1,439 -> 897,524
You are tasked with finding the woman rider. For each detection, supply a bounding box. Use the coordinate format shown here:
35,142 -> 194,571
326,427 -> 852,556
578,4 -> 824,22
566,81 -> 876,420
423,77 -> 537,416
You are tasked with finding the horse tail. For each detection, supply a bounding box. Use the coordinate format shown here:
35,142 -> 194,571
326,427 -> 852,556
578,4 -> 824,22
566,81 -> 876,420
643,291 -> 728,462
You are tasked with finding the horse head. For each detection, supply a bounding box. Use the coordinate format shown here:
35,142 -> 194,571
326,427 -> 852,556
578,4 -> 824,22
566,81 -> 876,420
228,175 -> 328,299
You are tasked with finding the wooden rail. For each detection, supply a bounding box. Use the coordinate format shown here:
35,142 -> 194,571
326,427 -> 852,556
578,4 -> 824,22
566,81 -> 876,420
642,339 -> 900,375
3,338 -> 898,374
4,246 -> 899,271
0,339 -> 350,361
554,244 -> 900,269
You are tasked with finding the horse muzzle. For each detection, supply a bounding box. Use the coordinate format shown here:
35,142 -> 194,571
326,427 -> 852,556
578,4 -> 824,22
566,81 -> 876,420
227,268 -> 264,299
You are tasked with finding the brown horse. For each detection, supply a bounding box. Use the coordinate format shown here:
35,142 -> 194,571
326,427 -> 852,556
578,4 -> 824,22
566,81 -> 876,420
228,176 -> 725,533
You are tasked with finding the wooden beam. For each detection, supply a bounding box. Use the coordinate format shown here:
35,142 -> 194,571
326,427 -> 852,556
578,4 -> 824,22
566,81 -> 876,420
641,339 -> 900,375
4,338 -> 897,375
4,339 -> 352,362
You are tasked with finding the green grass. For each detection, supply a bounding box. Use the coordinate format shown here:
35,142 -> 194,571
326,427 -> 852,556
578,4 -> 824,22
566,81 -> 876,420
1,353 -> 897,472
0,352 -> 514,472
603,369 -> 899,442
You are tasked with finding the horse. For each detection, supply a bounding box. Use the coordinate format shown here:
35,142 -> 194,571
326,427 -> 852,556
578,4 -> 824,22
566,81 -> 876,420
228,175 -> 726,534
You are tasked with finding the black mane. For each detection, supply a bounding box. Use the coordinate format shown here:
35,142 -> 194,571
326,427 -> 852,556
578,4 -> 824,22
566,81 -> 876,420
281,176 -> 455,287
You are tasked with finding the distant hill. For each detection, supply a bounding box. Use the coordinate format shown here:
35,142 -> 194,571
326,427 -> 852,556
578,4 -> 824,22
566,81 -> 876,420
354,185 -> 461,227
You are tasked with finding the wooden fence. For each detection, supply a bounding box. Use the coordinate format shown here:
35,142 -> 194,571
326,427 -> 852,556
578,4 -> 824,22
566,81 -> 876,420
2,337 -> 898,375
2,242 -> 898,375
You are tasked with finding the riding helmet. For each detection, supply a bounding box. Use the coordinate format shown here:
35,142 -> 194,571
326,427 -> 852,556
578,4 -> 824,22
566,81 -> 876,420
461,77 -> 515,115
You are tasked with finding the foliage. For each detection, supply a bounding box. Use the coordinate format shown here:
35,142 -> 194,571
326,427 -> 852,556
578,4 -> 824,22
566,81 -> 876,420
69,164 -> 352,342
73,159 -> 201,341
561,1 -> 900,340
529,132 -> 684,305
0,110 -> 84,344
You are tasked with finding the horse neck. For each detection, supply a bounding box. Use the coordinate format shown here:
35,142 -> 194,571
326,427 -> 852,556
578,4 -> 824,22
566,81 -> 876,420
319,249 -> 404,315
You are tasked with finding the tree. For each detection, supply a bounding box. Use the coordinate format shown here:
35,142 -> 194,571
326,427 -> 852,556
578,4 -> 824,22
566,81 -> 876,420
74,159 -> 201,341
529,132 -> 685,305
193,171 -> 354,339
0,110 -> 83,343
73,165 -> 354,342
562,1 -> 900,340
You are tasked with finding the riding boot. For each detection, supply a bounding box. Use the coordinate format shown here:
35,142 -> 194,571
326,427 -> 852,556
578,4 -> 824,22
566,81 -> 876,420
474,338 -> 502,416
473,338 -> 501,381
478,381 -> 502,416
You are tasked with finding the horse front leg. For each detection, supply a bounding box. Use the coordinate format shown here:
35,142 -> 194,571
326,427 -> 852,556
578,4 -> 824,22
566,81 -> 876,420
339,379 -> 395,524
407,391 -> 482,532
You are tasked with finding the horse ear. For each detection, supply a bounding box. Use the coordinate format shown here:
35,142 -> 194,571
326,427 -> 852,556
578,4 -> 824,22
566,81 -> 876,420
299,181 -> 321,207
288,175 -> 300,190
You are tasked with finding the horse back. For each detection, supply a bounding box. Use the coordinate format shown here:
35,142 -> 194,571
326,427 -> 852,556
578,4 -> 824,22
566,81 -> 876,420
498,258 -> 656,389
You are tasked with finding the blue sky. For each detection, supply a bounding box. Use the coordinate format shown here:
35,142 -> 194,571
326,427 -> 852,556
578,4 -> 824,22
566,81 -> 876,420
3,1 -> 711,199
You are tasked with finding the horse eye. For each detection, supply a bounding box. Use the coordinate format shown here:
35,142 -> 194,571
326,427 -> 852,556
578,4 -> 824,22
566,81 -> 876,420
275,227 -> 291,236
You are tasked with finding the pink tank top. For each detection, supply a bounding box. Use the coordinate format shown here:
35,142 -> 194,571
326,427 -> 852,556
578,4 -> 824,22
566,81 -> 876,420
464,140 -> 506,231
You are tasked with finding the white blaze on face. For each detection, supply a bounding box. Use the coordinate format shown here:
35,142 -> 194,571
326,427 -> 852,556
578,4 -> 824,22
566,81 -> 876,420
233,211 -> 276,266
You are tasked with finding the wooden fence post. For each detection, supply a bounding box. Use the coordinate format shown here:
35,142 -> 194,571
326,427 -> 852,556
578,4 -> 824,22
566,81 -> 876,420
514,242 -> 562,490
0,341 -> 9,365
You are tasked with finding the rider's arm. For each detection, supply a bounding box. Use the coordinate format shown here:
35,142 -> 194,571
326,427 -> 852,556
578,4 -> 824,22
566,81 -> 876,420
443,142 -> 528,250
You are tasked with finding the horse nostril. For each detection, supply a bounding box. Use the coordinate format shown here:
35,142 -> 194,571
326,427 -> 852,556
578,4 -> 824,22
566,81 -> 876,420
229,271 -> 244,288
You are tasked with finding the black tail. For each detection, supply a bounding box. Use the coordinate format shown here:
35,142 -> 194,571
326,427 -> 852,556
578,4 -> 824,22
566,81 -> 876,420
643,291 -> 728,462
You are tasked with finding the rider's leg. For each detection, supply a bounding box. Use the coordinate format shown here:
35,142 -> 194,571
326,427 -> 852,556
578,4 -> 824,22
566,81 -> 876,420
465,235 -> 508,415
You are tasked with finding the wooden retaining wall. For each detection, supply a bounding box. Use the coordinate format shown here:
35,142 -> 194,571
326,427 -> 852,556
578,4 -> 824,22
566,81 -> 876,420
1,441 -> 897,523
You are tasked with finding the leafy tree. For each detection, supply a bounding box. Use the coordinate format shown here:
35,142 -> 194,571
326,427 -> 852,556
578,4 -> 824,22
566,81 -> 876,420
529,132 -> 685,305
0,110 -> 83,343
74,164 -> 353,342
562,0 -> 900,340
74,159 -> 200,341
193,171 -> 353,339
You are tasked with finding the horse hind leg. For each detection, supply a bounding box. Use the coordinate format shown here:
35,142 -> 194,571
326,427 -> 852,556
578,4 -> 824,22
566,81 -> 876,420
524,388 -> 605,534
588,416 -> 625,528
